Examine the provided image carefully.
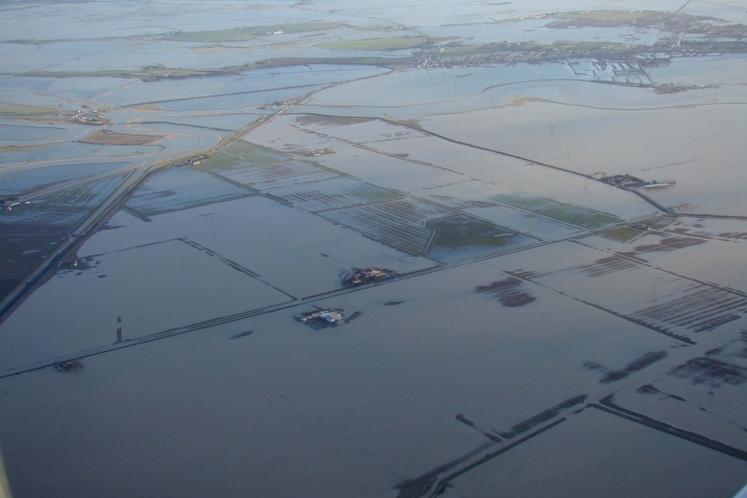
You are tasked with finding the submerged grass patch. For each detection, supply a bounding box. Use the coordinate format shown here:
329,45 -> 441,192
0,104 -> 74,122
165,22 -> 344,42
598,225 -> 646,243
553,10 -> 662,24
493,193 -> 622,230
80,130 -> 162,146
427,214 -> 534,262
201,140 -> 286,172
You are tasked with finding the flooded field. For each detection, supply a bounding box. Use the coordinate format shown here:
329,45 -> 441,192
421,101 -> 747,215
0,172 -> 129,302
0,261 -> 690,497
0,161 -> 129,196
0,237 -> 293,372
487,241 -> 747,344
609,351 -> 747,455
1,1 -> 746,497
125,166 -> 252,218
438,408 -> 747,498
584,217 -> 747,294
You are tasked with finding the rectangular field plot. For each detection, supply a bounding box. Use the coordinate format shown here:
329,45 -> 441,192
125,166 -> 251,218
0,225 -> 68,302
583,224 -> 747,295
307,142 -> 467,192
488,242 -> 747,343
301,121 -> 658,222
217,159 -> 339,190
657,216 -> 747,242
0,173 -> 130,301
423,180 -> 584,240
0,239 -> 293,374
609,352 -> 747,454
320,197 -> 535,260
628,286 -> 747,334
493,193 -> 623,230
81,195 -> 435,299
266,176 -> 403,212
0,261 -> 681,498
199,139 -> 339,190
438,409 -> 747,498
0,161 -> 129,197
426,214 -> 536,263
243,117 -> 468,193
296,115 -> 427,144
318,198 -> 452,256
2,173 -> 128,227
201,139 -> 288,171
364,134 -> 527,172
